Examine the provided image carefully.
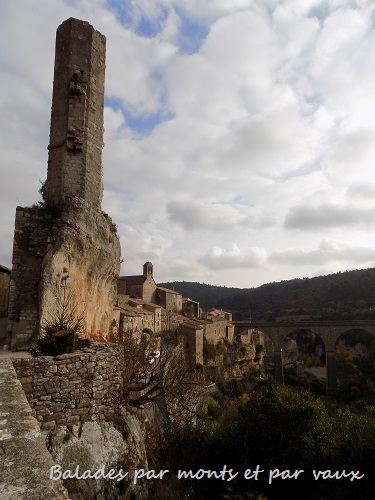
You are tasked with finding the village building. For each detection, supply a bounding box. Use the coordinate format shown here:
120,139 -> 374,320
205,308 -> 233,322
115,262 -> 236,366
203,316 -> 235,345
115,262 -> 183,339
156,286 -> 182,314
179,318 -> 204,365
182,297 -> 201,318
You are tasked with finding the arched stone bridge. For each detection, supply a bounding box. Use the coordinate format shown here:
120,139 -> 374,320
233,320 -> 375,393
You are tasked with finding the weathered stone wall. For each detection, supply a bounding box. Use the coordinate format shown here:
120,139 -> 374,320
0,266 -> 10,318
12,343 -> 149,499
142,277 -> 157,303
204,319 -> 233,345
13,342 -> 124,431
7,207 -> 54,346
1,344 -> 149,499
179,325 -> 204,365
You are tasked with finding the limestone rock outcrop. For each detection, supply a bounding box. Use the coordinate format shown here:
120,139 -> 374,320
39,198 -> 120,337
7,19 -> 121,346
47,415 -> 148,500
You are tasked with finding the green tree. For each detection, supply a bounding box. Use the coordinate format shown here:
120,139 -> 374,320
156,382 -> 338,499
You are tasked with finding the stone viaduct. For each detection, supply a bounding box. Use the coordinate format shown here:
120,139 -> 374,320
234,320 -> 375,393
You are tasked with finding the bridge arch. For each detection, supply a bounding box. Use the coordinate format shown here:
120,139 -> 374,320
282,328 -> 326,368
333,329 -> 375,395
334,328 -> 375,347
233,320 -> 375,393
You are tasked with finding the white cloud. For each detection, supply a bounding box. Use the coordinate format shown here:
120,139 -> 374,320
346,183 -> 375,201
198,244 -> 267,269
166,198 -> 262,231
284,203 -> 375,230
270,239 -> 375,266
2,1 -> 375,289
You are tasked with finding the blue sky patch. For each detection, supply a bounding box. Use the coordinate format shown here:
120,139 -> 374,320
174,7 -> 209,54
105,95 -> 174,136
308,2 -> 331,23
106,0 -> 168,37
106,0 -> 208,53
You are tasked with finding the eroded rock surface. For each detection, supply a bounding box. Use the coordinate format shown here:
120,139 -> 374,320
47,412 -> 149,499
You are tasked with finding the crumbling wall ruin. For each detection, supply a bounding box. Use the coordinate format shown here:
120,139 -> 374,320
7,18 -> 121,347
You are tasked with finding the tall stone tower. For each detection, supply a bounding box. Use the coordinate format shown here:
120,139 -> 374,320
7,19 -> 121,348
43,18 -> 105,209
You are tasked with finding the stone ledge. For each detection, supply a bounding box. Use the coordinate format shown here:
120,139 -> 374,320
0,359 -> 69,499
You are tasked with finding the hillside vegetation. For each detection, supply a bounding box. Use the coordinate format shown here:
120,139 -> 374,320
159,268 -> 375,321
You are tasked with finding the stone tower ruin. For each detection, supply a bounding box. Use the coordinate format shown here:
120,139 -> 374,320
7,19 -> 121,348
43,18 -> 105,209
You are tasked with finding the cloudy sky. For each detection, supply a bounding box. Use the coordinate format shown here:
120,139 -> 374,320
1,0 -> 375,288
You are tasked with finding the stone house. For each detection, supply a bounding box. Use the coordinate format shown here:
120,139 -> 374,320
205,308 -> 233,322
113,300 -> 163,340
179,319 -> 204,365
175,312 -> 235,366
156,286 -> 182,314
182,297 -> 201,318
203,317 -> 235,345
160,309 -> 180,332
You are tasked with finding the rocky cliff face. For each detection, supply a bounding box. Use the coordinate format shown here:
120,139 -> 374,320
39,197 -> 121,338
47,412 -> 148,500
8,197 -> 121,347
14,344 -> 150,499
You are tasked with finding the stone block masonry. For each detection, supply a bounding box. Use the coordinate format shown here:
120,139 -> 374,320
44,18 -> 106,210
13,342 -> 125,431
7,207 -> 54,345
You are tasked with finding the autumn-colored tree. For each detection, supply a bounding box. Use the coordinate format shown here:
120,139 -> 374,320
335,340 -> 357,378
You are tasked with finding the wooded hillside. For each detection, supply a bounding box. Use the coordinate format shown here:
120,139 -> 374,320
159,268 -> 375,320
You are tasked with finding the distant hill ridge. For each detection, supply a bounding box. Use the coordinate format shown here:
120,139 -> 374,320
159,268 -> 375,321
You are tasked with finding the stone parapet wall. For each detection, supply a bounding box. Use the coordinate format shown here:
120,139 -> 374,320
13,343 -> 124,431
0,358 -> 69,499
